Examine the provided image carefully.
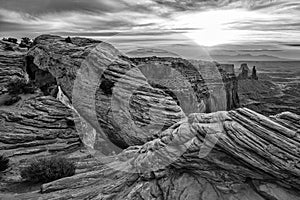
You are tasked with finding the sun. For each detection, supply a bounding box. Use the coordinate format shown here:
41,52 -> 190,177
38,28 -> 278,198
185,28 -> 238,47
172,10 -> 250,46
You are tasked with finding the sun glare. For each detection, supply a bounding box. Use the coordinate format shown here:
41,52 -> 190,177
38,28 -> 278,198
185,28 -> 238,47
172,10 -> 264,46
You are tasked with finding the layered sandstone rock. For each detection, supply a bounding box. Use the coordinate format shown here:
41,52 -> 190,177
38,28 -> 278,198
36,108 -> 300,200
0,96 -> 81,161
0,40 -> 27,52
0,43 -> 81,162
27,35 -> 239,150
1,35 -> 298,200
0,51 -> 26,96
0,46 -> 83,194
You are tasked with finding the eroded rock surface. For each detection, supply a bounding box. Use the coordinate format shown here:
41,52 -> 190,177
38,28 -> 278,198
36,108 -> 300,200
0,96 -> 81,160
27,35 -> 239,149
1,35 -> 298,200
0,43 -> 81,162
0,52 -> 26,96
0,45 -> 84,196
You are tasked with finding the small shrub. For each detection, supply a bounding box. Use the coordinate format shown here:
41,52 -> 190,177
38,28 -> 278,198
2,37 -> 14,43
7,38 -> 18,44
23,82 -> 36,94
21,37 -> 31,44
100,78 -> 114,95
4,45 -> 14,51
19,37 -> 32,48
7,79 -> 36,95
21,157 -> 76,183
4,95 -> 21,106
0,155 -> 9,172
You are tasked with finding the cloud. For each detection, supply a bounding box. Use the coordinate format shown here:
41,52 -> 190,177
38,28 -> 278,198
283,44 -> 300,47
0,0 -> 292,19
0,0 -> 126,14
0,0 -> 299,60
0,8 -> 163,36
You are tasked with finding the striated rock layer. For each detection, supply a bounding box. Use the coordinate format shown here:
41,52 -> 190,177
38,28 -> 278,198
1,35 -> 298,200
0,96 -> 81,160
37,108 -> 300,200
0,45 -> 84,195
0,52 -> 26,96
27,35 -> 239,149
0,42 -> 82,162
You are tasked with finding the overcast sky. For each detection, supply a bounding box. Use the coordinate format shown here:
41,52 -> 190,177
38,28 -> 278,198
0,0 -> 299,60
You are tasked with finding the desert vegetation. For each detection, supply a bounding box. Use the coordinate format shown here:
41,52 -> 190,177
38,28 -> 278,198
2,37 -> 18,44
21,157 -> 76,183
7,79 -> 36,95
19,37 -> 33,48
2,37 -> 33,50
0,155 -> 9,172
3,79 -> 37,105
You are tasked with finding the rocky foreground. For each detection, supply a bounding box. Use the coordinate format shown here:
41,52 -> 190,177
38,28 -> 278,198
0,35 -> 299,200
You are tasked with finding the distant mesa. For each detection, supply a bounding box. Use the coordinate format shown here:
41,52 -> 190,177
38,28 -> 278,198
211,53 -> 291,61
126,47 -> 180,58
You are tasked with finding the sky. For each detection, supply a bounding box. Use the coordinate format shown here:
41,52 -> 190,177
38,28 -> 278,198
0,0 -> 299,60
